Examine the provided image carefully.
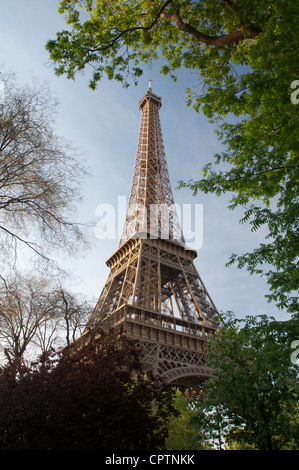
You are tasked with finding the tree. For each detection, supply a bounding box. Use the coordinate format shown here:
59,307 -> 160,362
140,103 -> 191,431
195,313 -> 299,450
52,287 -> 93,348
190,401 -> 230,450
46,0 -> 265,88
46,0 -> 299,314
0,329 -> 176,450
164,389 -> 206,450
33,286 -> 93,354
0,71 -> 88,270
0,272 -> 93,366
0,272 -> 59,366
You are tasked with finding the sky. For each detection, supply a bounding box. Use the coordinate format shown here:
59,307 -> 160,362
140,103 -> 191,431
0,0 -> 289,320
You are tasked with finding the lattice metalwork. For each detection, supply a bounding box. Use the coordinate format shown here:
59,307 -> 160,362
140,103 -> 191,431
119,86 -> 184,246
135,340 -> 213,387
88,237 -> 218,329
86,85 -> 219,387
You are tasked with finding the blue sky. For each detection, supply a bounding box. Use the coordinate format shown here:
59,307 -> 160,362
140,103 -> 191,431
0,0 -> 288,319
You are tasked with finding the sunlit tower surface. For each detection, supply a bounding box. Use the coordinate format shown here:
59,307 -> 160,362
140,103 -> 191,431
86,84 -> 219,388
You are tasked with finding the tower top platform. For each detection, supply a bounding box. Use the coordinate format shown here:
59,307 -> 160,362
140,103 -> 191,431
139,82 -> 162,110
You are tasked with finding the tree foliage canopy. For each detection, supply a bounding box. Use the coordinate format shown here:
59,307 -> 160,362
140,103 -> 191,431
197,313 -> 299,450
0,329 -> 175,450
46,0 -> 271,88
46,0 -> 299,314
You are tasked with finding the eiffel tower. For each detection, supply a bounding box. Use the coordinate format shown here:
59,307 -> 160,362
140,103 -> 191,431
86,83 -> 219,387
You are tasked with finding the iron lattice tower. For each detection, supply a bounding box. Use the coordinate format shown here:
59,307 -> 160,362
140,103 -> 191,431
86,84 -> 219,387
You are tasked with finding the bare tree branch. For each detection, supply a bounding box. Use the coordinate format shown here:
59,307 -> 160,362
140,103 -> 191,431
0,72 -> 89,270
